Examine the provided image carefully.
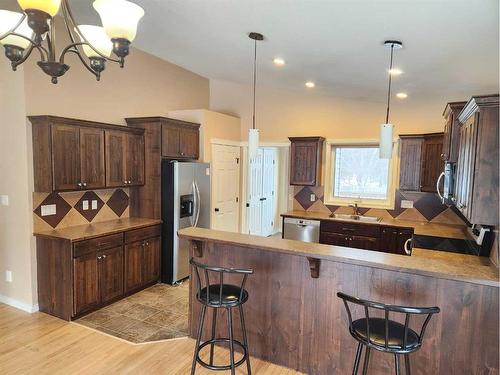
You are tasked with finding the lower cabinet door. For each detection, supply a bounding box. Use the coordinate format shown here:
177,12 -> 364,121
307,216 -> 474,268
320,232 -> 349,247
125,241 -> 143,292
396,229 -> 414,256
99,246 -> 124,304
380,227 -> 399,254
349,235 -> 380,251
73,253 -> 99,315
142,237 -> 161,285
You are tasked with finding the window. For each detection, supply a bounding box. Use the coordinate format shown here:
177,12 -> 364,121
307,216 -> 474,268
325,144 -> 395,208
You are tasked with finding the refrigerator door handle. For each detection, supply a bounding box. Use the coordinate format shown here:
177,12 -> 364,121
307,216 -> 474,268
194,181 -> 201,227
190,181 -> 196,227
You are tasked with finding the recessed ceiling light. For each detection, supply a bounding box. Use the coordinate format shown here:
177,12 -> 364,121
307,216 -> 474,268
388,68 -> 403,76
396,92 -> 408,99
305,81 -> 315,88
273,58 -> 285,66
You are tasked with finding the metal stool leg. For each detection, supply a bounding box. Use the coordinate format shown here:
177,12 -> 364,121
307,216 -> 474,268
394,354 -> 401,375
209,308 -> 217,366
227,307 -> 236,375
404,354 -> 411,375
352,342 -> 363,375
191,305 -> 207,375
239,305 -> 252,375
361,347 -> 370,375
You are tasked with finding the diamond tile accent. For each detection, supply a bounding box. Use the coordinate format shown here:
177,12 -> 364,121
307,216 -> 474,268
34,192 -> 72,228
294,186 -> 315,210
75,191 -> 104,222
326,205 -> 340,213
413,193 -> 447,221
387,190 -> 406,218
106,189 -> 129,217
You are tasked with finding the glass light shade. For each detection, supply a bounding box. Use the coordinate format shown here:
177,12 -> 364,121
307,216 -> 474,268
248,128 -> 260,160
17,0 -> 61,16
93,0 -> 144,42
379,123 -> 394,159
0,11 -> 33,49
76,25 -> 113,58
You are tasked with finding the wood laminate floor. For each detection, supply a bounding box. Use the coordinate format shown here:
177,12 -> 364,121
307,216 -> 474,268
0,304 -> 301,374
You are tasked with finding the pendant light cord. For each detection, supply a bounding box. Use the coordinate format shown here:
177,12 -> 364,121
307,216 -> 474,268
385,43 -> 394,124
252,38 -> 257,130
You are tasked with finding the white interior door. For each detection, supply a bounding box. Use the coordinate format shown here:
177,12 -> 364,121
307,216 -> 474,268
248,149 -> 263,235
261,149 -> 277,236
211,144 -> 240,232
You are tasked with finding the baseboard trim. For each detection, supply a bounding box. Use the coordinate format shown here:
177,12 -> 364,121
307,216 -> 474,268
0,294 -> 39,313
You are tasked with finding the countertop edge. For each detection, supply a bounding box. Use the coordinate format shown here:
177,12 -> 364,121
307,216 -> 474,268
178,229 -> 499,288
34,218 -> 162,242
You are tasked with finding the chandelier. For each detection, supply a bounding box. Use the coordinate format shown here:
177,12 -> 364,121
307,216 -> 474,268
0,0 -> 144,83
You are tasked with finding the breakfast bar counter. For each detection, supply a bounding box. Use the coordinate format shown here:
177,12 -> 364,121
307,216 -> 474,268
178,227 -> 499,375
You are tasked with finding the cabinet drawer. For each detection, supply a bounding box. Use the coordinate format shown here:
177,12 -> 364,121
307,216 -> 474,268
124,225 -> 161,244
320,220 -> 380,237
74,233 -> 123,258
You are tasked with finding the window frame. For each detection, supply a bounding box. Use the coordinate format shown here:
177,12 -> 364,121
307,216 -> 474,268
323,140 -> 398,209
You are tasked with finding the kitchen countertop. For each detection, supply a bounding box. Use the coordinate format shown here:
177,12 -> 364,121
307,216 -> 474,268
178,227 -> 499,287
33,217 -> 162,242
281,210 -> 472,239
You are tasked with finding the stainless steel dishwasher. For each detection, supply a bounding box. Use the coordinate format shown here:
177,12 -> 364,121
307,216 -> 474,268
283,217 -> 320,243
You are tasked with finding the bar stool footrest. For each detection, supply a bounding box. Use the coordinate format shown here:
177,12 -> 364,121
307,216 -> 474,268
196,338 -> 248,371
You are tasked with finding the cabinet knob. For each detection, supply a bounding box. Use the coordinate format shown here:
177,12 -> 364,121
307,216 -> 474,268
77,182 -> 82,188
180,152 -> 185,156
97,256 -> 102,260
82,182 -> 87,187
102,254 -> 107,259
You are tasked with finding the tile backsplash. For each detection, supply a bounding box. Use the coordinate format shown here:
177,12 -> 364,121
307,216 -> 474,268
33,188 -> 130,232
293,186 -> 466,225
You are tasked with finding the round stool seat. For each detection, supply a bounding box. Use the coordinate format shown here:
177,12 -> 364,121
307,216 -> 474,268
351,318 -> 420,351
198,284 -> 249,307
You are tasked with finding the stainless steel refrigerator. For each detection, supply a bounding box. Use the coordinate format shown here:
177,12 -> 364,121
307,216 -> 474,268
161,160 -> 211,284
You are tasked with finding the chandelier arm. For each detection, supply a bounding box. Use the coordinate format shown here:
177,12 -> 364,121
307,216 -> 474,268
61,0 -> 120,64
11,43 -> 35,68
0,13 -> 26,41
65,48 -> 99,79
1,32 -> 48,60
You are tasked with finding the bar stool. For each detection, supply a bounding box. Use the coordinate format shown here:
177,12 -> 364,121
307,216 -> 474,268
190,258 -> 253,375
337,292 -> 440,375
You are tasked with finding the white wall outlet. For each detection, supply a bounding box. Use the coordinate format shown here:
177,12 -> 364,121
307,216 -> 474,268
401,200 -> 414,209
0,195 -> 9,206
310,194 -> 316,202
91,200 -> 98,210
82,200 -> 89,210
41,204 -> 56,216
5,270 -> 12,283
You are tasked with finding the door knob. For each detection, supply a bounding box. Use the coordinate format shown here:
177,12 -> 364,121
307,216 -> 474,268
214,208 -> 219,212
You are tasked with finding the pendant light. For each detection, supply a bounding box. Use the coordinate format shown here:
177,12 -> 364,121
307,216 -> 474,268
379,40 -> 403,159
248,32 -> 264,160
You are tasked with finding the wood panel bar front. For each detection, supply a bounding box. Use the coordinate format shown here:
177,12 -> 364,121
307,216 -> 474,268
183,233 -> 499,375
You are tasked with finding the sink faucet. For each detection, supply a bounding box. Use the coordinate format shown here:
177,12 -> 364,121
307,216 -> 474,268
349,203 -> 360,216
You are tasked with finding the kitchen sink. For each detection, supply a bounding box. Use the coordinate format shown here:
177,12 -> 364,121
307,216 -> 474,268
329,213 -> 382,223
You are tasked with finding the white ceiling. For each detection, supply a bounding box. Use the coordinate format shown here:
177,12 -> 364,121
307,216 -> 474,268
12,1 -> 500,102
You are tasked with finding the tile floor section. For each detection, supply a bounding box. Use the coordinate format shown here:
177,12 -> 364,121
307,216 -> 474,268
77,282 -> 189,344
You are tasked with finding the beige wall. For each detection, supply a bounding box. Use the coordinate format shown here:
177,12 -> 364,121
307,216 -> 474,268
167,109 -> 241,162
0,59 -> 37,310
210,79 -> 446,142
1,28 -> 209,309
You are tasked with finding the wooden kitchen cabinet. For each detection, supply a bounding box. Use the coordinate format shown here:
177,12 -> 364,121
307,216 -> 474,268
36,223 -> 161,321
124,225 -> 162,293
161,118 -> 200,159
30,116 -> 144,192
319,232 -> 349,247
350,235 -> 379,251
420,133 -> 444,192
442,101 -> 467,162
105,130 -> 145,187
289,136 -> 325,186
380,226 -> 414,255
399,133 -> 443,192
455,95 -> 499,225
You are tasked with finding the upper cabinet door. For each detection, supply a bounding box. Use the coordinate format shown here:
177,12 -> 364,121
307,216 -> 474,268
105,130 -> 128,187
179,127 -> 199,159
399,137 -> 423,191
80,128 -> 105,189
289,137 -> 324,186
161,125 -> 180,158
52,124 -> 81,191
420,134 -> 444,192
127,133 -> 145,186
